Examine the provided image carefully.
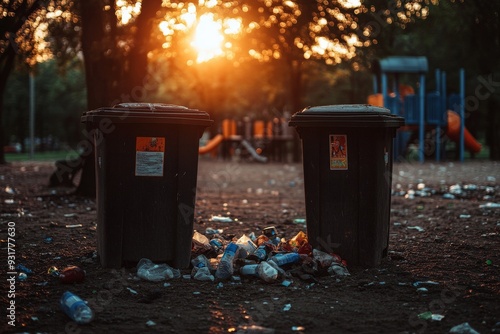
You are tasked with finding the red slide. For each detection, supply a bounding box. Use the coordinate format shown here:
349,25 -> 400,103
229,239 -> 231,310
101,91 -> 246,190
446,110 -> 482,154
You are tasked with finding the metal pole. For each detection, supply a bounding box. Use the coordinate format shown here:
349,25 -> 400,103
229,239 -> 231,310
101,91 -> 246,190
459,69 -> 465,162
419,74 -> 425,163
29,72 -> 35,159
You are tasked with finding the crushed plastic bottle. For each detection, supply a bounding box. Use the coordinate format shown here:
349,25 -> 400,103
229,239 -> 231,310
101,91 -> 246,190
60,291 -> 94,324
215,242 -> 239,280
191,254 -> 214,282
136,258 -> 180,282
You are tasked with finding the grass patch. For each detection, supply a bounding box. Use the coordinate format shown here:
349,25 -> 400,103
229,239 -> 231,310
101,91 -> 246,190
5,151 -> 80,162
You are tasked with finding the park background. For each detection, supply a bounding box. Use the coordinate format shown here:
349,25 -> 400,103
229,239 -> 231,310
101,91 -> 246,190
2,0 -> 500,171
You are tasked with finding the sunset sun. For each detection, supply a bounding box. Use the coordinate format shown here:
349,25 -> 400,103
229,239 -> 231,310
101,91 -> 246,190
191,14 -> 224,63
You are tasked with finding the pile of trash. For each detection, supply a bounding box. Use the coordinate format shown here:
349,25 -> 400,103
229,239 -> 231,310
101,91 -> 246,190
137,227 -> 349,284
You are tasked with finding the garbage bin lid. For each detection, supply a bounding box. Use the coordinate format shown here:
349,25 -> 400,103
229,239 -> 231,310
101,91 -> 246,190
82,103 -> 213,126
288,104 -> 405,128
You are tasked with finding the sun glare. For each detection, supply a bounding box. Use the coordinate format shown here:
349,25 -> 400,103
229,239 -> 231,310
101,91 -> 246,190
191,14 -> 224,63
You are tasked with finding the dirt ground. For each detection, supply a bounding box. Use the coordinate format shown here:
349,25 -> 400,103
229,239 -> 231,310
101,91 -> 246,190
1,158 -> 499,334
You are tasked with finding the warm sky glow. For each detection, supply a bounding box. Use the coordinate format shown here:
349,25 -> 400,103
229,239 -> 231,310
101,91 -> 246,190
159,3 -> 243,64
191,14 -> 224,63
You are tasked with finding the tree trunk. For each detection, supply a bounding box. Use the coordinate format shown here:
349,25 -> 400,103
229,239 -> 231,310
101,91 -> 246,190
75,0 -> 163,197
487,97 -> 500,160
289,59 -> 304,162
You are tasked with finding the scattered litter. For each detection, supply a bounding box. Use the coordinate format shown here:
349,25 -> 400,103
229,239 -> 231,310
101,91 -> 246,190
64,213 -> 77,218
413,281 -> 439,287
449,322 -> 480,334
459,214 -> 471,219
235,324 -> 275,334
127,287 -> 138,295
65,224 -> 82,228
136,258 -> 180,282
60,291 -> 94,324
479,202 -> 500,209
205,227 -> 224,235
283,303 -> 292,311
18,273 -> 28,281
291,326 -> 306,331
418,311 -> 444,321
146,320 -> 156,327
59,266 -> 86,284
16,264 -> 34,275
43,236 -> 53,244
293,218 -> 306,225
211,215 -> 233,223
416,287 -> 428,293
407,226 -> 425,232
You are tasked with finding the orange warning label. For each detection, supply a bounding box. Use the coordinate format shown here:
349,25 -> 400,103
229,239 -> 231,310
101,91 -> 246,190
330,134 -> 348,170
136,137 -> 165,152
135,137 -> 165,176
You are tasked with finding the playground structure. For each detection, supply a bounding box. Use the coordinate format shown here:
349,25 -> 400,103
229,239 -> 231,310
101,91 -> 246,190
198,116 -> 295,162
370,56 -> 481,163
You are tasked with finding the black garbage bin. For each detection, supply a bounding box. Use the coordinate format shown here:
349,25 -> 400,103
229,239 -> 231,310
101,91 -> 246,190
289,104 -> 404,267
82,103 -> 213,269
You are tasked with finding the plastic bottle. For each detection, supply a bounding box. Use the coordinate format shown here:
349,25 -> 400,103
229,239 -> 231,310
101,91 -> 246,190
209,239 -> 223,253
270,252 -> 301,267
215,242 -> 239,280
256,261 -> 278,282
60,291 -> 94,324
251,242 -> 274,261
240,262 -> 278,282
240,264 -> 259,277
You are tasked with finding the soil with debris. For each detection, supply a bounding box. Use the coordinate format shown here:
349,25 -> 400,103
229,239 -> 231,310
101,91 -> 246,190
1,158 -> 499,334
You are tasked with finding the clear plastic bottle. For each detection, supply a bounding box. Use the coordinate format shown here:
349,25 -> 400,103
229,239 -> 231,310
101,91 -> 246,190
60,291 -> 94,324
240,262 -> 278,282
215,242 -> 239,280
256,261 -> 278,282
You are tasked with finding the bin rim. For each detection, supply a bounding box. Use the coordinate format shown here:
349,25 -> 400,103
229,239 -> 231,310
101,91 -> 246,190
81,103 -> 213,126
288,104 -> 405,128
